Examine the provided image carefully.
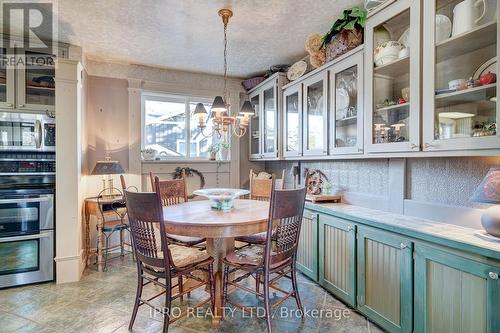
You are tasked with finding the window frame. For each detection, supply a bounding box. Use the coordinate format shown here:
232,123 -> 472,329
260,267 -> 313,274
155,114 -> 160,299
141,92 -> 219,161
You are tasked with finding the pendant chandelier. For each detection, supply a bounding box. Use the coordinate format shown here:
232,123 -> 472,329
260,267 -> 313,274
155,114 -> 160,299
193,8 -> 254,139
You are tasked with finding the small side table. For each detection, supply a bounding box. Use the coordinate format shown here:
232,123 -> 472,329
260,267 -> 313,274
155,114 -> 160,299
84,194 -> 126,272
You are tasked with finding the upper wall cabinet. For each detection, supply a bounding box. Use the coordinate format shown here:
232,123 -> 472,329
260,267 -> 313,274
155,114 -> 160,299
248,73 -> 286,161
365,0 -> 421,153
329,50 -> 364,155
422,0 -> 499,151
303,71 -> 328,156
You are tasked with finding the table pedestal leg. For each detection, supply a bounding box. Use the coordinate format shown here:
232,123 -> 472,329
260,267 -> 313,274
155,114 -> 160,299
96,216 -> 104,272
206,237 -> 234,328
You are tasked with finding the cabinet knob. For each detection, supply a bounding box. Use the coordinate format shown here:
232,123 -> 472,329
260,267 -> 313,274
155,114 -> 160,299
7,103 -> 13,107
489,272 -> 499,280
347,226 -> 354,232
424,142 -> 434,149
400,242 -> 409,249
409,143 -> 418,150
18,104 -> 24,108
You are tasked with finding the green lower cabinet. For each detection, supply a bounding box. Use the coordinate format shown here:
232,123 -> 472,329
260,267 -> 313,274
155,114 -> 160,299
356,226 -> 413,333
318,214 -> 356,306
414,244 -> 500,333
296,209 -> 318,281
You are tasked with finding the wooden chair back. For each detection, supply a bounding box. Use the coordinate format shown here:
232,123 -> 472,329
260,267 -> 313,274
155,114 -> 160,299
150,171 -> 188,206
264,183 -> 307,266
249,169 -> 286,201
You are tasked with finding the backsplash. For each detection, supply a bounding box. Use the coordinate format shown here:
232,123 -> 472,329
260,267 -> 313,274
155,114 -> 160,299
266,156 -> 500,208
407,157 -> 500,207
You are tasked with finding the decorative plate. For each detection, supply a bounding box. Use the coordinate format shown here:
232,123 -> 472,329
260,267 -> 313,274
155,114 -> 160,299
435,14 -> 452,43
287,60 -> 307,81
473,57 -> 497,80
193,188 -> 250,211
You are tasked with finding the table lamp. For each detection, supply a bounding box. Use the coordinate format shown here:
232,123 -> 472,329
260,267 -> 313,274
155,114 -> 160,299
471,167 -> 500,237
91,156 -> 125,197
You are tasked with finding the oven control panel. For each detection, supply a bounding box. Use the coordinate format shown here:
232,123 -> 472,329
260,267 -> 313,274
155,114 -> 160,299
0,153 -> 55,174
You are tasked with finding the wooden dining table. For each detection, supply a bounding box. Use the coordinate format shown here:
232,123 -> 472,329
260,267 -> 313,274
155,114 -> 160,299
162,198 -> 269,328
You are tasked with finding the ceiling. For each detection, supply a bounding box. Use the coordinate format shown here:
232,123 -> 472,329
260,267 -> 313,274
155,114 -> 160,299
55,0 -> 362,77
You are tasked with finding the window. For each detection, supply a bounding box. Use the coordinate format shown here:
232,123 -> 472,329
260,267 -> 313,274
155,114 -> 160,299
142,94 -> 222,159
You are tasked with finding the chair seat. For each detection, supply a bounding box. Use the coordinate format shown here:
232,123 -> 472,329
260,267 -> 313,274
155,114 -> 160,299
169,244 -> 210,268
102,220 -> 129,232
235,232 -> 266,244
224,244 -> 264,266
167,233 -> 205,247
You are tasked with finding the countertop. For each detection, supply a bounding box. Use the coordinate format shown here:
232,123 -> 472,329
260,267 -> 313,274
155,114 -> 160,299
305,202 -> 500,261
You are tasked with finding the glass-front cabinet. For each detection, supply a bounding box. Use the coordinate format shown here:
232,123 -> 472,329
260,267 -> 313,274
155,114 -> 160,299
17,50 -> 56,112
0,47 -> 15,109
283,84 -> 302,157
249,93 -> 261,159
248,73 -> 286,160
422,0 -> 499,150
330,50 -> 364,155
365,0 -> 420,152
303,72 -> 328,156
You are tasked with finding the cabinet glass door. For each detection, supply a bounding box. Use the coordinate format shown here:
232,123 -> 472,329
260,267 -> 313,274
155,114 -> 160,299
17,51 -> 55,112
284,86 -> 301,157
331,51 -> 364,154
262,86 -> 277,157
303,73 -> 328,155
366,0 -> 420,152
422,0 -> 499,150
0,48 -> 14,109
249,94 -> 261,158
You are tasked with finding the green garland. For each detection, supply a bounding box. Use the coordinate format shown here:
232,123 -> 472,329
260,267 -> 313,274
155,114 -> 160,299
321,6 -> 367,48
172,167 -> 206,189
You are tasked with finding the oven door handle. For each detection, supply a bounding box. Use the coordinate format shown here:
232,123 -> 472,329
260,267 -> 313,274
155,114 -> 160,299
35,119 -> 42,149
0,231 -> 52,242
0,197 -> 51,204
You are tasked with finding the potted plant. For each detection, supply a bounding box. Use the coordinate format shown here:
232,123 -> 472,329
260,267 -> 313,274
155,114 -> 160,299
321,6 -> 367,62
208,143 -> 219,161
218,141 -> 231,161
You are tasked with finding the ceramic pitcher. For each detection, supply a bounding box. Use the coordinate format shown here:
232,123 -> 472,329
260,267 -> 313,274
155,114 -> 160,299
452,0 -> 486,36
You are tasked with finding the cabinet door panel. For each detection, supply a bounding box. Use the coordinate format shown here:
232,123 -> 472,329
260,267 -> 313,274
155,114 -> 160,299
0,47 -> 15,109
414,244 -> 500,333
16,50 -> 55,112
249,92 -> 261,159
330,50 -> 364,155
303,72 -> 328,156
422,0 -> 500,151
365,0 -> 421,153
357,227 -> 413,333
283,85 -> 302,157
319,214 -> 356,306
296,209 -> 318,280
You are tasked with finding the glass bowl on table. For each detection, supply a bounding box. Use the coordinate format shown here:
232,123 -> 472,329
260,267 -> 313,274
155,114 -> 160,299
193,188 -> 250,211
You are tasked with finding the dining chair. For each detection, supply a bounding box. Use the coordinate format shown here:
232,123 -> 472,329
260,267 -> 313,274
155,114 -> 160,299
222,184 -> 307,333
125,179 -> 215,333
235,169 -> 286,246
149,171 -> 206,248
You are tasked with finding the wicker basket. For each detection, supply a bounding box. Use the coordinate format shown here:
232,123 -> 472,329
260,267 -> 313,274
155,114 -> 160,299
325,28 -> 363,63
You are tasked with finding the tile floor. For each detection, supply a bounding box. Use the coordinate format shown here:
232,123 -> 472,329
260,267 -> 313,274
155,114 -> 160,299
0,255 -> 384,332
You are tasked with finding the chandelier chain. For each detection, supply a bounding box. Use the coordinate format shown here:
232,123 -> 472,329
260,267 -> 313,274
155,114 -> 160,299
223,19 -> 228,109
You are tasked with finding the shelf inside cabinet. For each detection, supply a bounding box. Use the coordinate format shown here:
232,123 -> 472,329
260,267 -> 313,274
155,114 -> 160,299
335,115 -> 358,126
435,83 -> 496,108
373,56 -> 409,78
26,85 -> 55,91
375,102 -> 409,112
436,21 -> 497,63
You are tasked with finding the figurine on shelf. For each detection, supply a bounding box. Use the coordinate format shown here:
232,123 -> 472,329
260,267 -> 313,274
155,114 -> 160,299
479,72 -> 497,86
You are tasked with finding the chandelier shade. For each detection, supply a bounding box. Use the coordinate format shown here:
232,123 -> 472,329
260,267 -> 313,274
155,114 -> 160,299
240,101 -> 255,116
211,96 -> 227,113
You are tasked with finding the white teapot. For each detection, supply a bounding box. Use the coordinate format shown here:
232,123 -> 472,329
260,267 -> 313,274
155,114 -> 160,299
452,0 -> 487,36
